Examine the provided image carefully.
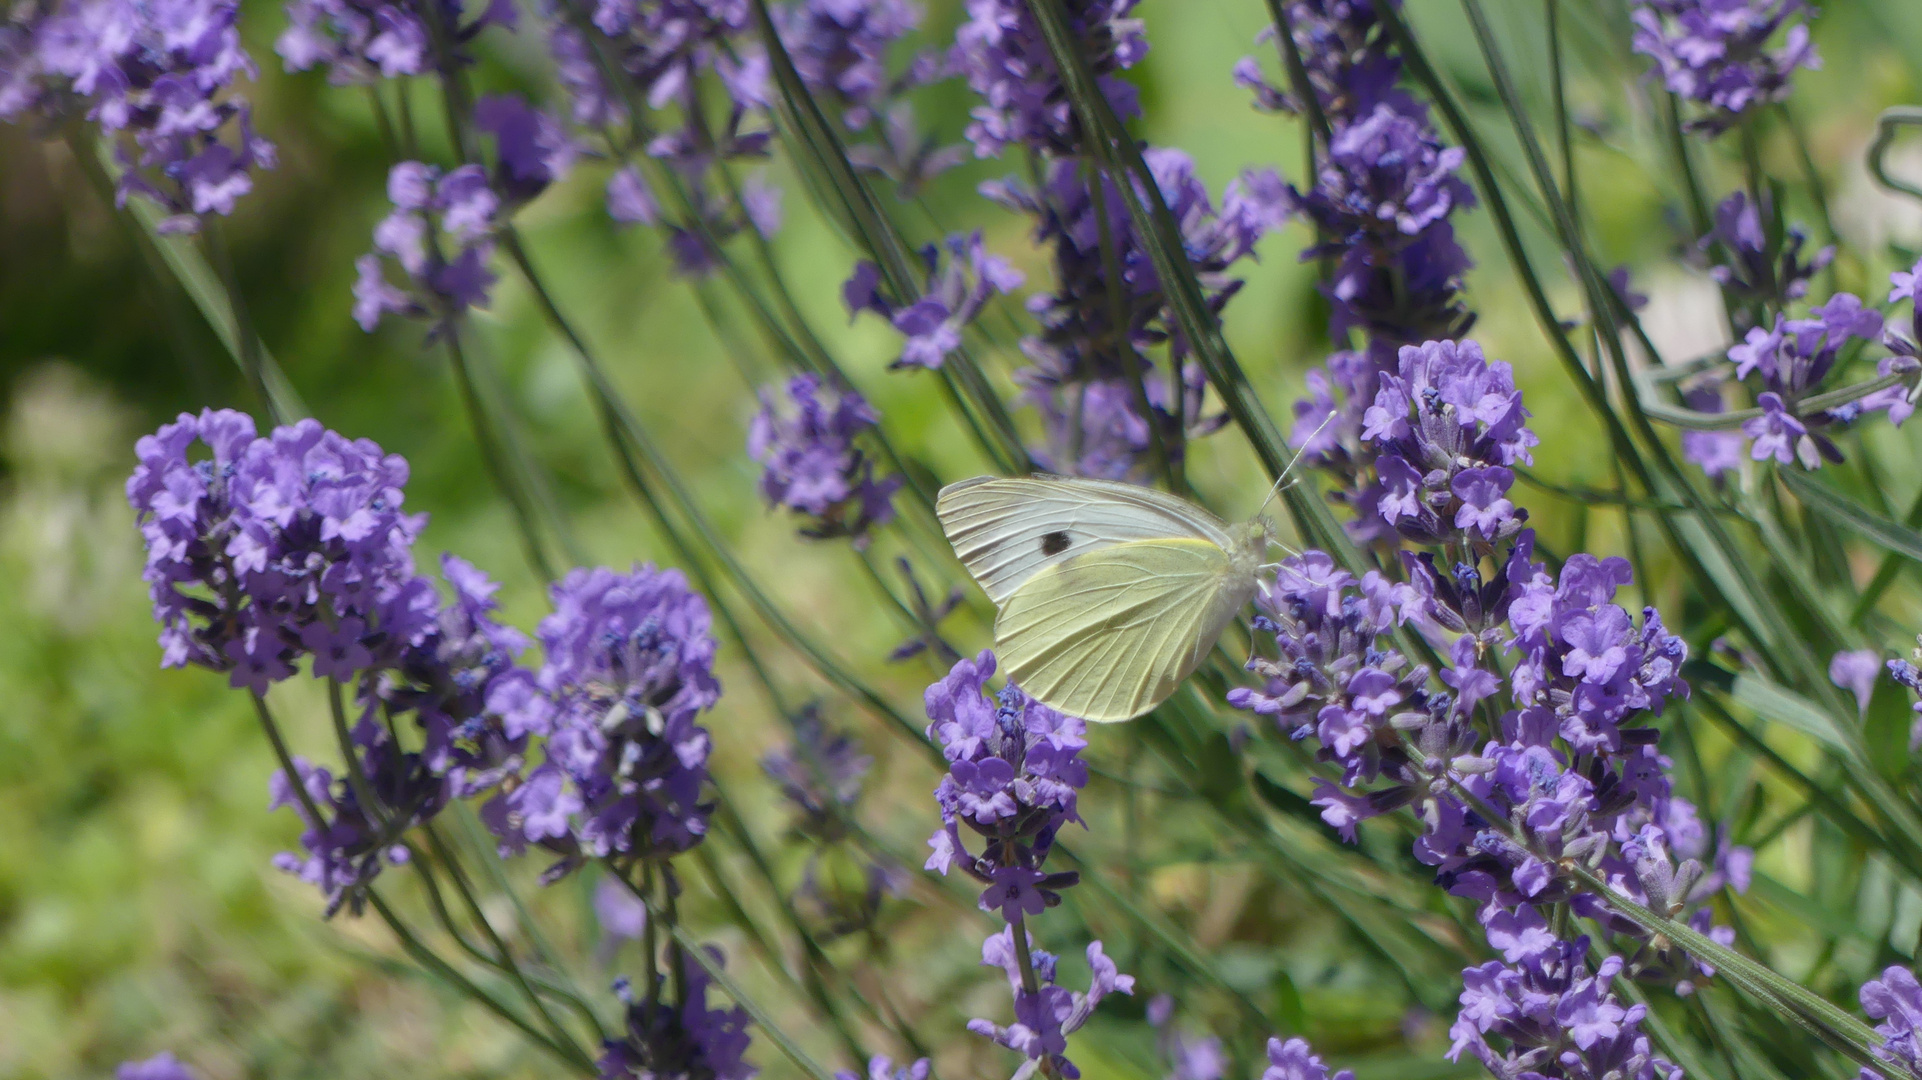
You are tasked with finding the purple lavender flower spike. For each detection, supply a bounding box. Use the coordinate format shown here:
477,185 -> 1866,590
486,564 -> 722,881
1858,965 -> 1922,1080
355,162 -> 502,331
925,650 -> 1087,916
476,93 -> 578,203
600,946 -> 757,1080
1885,637 -> 1922,751
950,0 -> 1147,158
1631,0 -> 1819,134
776,0 -> 959,195
4,0 -> 275,230
1702,190 -> 1832,309
763,707 -> 904,936
981,153 -> 1282,479
1147,994 -> 1228,1080
845,231 -> 1023,371
117,1053 -> 198,1080
748,373 -> 903,547
1450,938 -> 1680,1080
966,927 -> 1133,1076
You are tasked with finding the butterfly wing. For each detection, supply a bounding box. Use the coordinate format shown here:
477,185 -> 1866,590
994,537 -> 1258,722
937,475 -> 1236,605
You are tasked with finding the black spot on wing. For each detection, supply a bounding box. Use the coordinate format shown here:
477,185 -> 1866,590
1039,530 -> 1072,556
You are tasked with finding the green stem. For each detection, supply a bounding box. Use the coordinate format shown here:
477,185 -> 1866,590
439,319 -> 561,582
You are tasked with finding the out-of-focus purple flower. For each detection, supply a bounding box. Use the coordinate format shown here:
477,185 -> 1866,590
1702,191 -> 1832,309
1147,994 -> 1229,1080
845,230 -> 1023,371
277,0 -> 514,84
1831,649 -> 1882,716
3,0 -> 275,231
595,875 -> 649,939
117,1052 -> 198,1080
778,0 -> 934,132
1632,0 -> 1818,133
1858,965 -> 1922,1080
982,152 -> 1283,479
1262,1037 -> 1355,1080
950,0 -> 1147,159
763,707 -> 903,935
354,161 -> 502,331
476,93 -> 578,202
270,752 -> 425,915
601,946 -> 757,1080
835,1057 -> 931,1080
486,564 -> 721,881
748,373 -> 902,547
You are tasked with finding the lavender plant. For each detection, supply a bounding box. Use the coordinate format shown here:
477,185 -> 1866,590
24,0 -> 1922,1074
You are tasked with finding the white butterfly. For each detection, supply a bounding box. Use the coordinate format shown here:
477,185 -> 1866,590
936,475 -> 1274,723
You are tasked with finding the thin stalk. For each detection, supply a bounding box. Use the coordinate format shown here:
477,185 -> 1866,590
422,824 -> 598,1055
367,889 -> 594,1073
439,319 -> 562,582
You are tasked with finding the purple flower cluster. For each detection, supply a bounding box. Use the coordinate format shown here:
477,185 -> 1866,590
353,161 -> 503,331
844,230 -> 1024,371
476,92 -> 579,203
1631,0 -> 1818,134
1259,3 -> 1480,530
923,651 -> 1133,1076
1,0 -> 275,232
1679,264 -> 1922,478
966,928 -> 1133,1077
1147,994 -> 1227,1080
980,151 -> 1286,479
535,0 -> 779,275
747,373 -> 902,547
777,0 -> 961,196
1290,103 -> 1476,349
277,0 -> 513,84
129,411 -> 537,910
1859,966 -> 1922,1080
949,0 -> 1147,159
1702,190 -> 1833,310
1348,339 -> 1535,545
924,650 -> 1087,921
1451,937 -> 1680,1080
486,564 -> 722,881
1262,1038 -> 1353,1080
1234,355 -> 1754,1071
601,946 -> 757,1080
128,409 -> 429,691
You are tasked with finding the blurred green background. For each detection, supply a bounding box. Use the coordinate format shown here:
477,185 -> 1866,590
5,0 -> 1922,1076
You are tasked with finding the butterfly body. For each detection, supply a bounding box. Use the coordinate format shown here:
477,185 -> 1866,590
937,475 -> 1270,722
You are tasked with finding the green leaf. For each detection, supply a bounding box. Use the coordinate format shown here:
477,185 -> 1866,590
1730,674 -> 1855,753
1865,674 -> 1914,785
1781,468 -> 1922,566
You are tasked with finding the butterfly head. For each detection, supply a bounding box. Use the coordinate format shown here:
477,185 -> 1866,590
1229,517 -> 1272,575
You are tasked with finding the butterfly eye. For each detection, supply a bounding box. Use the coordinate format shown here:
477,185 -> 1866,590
1039,531 -> 1071,556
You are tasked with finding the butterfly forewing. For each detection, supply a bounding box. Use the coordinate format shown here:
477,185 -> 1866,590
937,475 -> 1236,605
994,538 -> 1254,722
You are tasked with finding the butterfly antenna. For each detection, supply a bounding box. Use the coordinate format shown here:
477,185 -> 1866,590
1256,412 -> 1336,518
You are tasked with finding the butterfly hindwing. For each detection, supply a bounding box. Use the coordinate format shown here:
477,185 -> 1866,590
994,537 -> 1254,722
937,475 -> 1236,605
